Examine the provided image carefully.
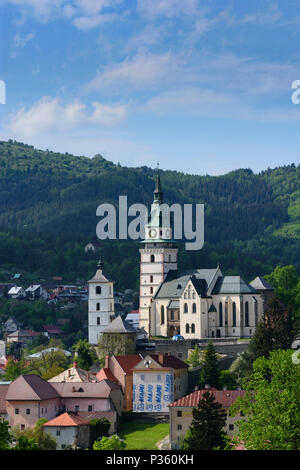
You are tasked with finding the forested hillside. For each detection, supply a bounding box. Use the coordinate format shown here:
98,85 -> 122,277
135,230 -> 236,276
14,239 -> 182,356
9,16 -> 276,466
0,140 -> 299,290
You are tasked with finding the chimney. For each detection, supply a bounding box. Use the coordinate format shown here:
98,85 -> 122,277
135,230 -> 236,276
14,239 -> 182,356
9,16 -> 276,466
73,361 -> 78,369
105,355 -> 109,369
158,353 -> 164,365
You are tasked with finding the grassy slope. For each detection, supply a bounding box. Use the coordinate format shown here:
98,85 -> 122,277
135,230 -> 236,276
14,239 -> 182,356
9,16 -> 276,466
118,422 -> 170,450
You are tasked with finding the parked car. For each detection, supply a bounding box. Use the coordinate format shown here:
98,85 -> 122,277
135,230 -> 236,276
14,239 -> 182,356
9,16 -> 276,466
172,335 -> 185,342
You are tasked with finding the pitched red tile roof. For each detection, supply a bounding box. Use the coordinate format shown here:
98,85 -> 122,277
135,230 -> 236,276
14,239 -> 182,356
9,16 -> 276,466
169,389 -> 245,408
6,375 -> 60,401
150,354 -> 188,370
43,412 -> 89,427
96,368 -> 119,384
114,355 -> 143,375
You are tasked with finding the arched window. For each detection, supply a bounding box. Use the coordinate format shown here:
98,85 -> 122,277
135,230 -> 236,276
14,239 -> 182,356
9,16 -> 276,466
184,292 -> 187,299
150,275 -> 153,283
150,254 -> 155,263
191,323 -> 195,333
96,303 -> 100,311
219,302 -> 223,327
184,303 -> 188,313
161,306 -> 165,325
232,302 -> 236,327
192,303 -> 197,313
185,324 -> 190,334
96,286 -> 101,295
245,302 -> 249,327
97,317 -> 100,325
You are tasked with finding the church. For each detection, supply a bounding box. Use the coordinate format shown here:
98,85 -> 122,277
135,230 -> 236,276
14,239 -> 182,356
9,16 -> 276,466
88,173 -> 270,344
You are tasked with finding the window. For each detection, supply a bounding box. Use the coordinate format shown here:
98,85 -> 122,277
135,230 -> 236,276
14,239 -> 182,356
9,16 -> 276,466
56,430 -> 61,436
15,408 -> 19,415
150,287 -> 153,294
140,374 -> 145,381
96,302 -> 100,311
232,302 -> 236,327
229,424 -> 234,431
41,408 -> 44,414
88,405 -> 93,412
161,305 -> 165,325
157,375 -> 161,382
168,254 -> 172,262
192,303 -> 196,313
177,411 -> 182,417
61,444 -> 65,449
150,275 -> 153,283
21,424 -> 25,431
185,324 -> 190,334
150,254 -> 155,263
191,323 -> 195,334
26,409 -> 30,415
74,405 -> 79,412
219,302 -> 223,327
177,425 -> 182,431
97,317 -> 100,325
245,302 -> 249,327
184,303 -> 188,313
96,286 -> 101,295
170,310 -> 174,321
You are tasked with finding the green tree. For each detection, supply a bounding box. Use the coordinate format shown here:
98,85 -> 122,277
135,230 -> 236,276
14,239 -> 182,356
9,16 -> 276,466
4,358 -> 30,381
184,391 -> 227,450
219,370 -> 238,390
265,265 -> 299,308
185,345 -> 201,368
12,419 -> 57,450
93,434 -> 126,450
230,349 -> 300,450
198,342 -> 221,389
0,418 -> 12,450
249,296 -> 295,360
89,418 -> 110,447
72,339 -> 97,370
14,435 -> 39,450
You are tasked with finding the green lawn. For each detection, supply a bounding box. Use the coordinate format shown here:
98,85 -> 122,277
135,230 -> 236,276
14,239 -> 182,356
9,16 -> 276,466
118,421 -> 169,450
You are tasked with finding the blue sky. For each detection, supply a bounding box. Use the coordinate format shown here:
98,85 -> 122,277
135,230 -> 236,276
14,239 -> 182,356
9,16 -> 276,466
0,0 -> 300,175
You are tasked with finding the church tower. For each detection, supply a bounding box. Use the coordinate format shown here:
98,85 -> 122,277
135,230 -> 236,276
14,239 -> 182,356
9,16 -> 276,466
88,258 -> 115,345
139,171 -> 178,334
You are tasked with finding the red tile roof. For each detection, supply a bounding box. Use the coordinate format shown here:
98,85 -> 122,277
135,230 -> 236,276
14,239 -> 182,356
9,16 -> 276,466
43,412 -> 89,427
169,389 -> 245,408
114,355 -> 143,375
150,354 -> 188,370
96,368 -> 119,384
50,379 -> 120,398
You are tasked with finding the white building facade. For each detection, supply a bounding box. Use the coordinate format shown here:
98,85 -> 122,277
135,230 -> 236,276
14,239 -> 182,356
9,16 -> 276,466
88,259 -> 115,345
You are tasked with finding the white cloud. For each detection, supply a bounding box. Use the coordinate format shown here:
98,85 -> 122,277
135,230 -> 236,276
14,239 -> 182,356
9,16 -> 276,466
6,96 -> 128,137
137,0 -> 198,18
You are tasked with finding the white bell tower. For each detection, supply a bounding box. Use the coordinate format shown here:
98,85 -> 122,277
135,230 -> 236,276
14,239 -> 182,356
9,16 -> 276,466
139,170 -> 178,335
88,259 -> 115,345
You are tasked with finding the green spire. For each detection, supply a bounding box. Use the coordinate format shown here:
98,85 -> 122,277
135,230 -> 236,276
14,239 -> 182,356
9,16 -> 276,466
153,165 -> 163,204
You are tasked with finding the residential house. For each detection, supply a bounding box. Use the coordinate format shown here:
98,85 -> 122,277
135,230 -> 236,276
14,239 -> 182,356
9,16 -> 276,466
6,375 -> 61,429
7,286 -> 26,300
43,324 -> 64,339
48,361 -> 99,383
3,317 -> 23,334
6,374 -> 123,433
168,387 -> 245,448
26,285 -> 50,300
43,412 -> 90,450
132,353 -> 188,413
96,354 -> 143,411
6,329 -> 41,346
50,380 -> 123,433
26,347 -> 72,361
